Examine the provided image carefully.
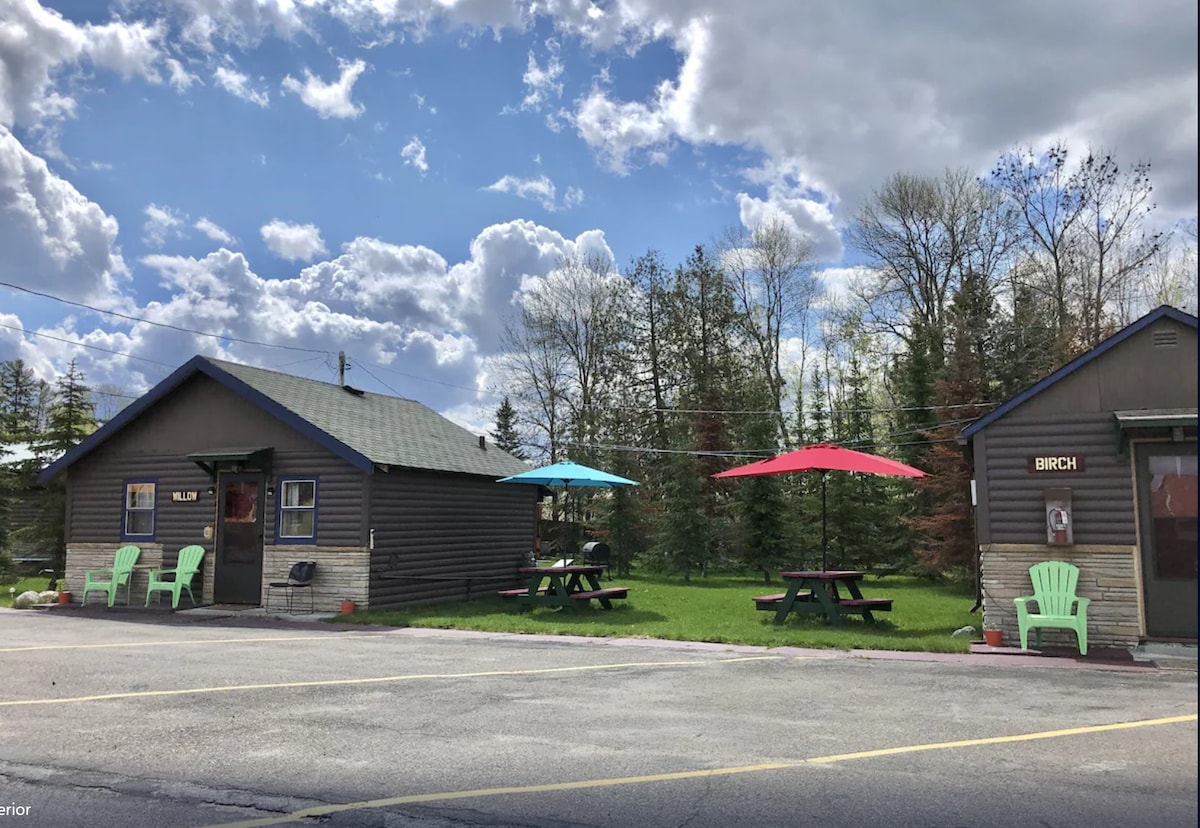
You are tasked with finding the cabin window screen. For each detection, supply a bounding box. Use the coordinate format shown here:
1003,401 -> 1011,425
122,480 -> 156,539
278,478 -> 317,542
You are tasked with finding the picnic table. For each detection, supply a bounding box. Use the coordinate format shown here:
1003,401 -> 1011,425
498,565 -> 629,611
753,570 -> 893,626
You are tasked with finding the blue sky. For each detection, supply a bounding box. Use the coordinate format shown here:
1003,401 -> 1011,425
1,0 -> 1196,430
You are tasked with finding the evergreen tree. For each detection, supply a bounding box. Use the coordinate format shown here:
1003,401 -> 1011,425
0,360 -> 41,441
825,350 -> 898,571
490,395 -> 526,459
25,360 -> 97,575
907,312 -> 991,580
726,379 -> 791,583
652,429 -> 711,582
798,364 -> 830,569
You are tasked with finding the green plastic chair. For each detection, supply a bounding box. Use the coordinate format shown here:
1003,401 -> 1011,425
145,545 -> 205,609
1015,561 -> 1090,655
81,544 -> 142,607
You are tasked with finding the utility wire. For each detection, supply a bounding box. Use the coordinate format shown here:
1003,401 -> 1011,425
0,280 -> 334,356
0,322 -> 174,368
582,401 -> 999,415
351,361 -> 407,399
349,353 -> 491,395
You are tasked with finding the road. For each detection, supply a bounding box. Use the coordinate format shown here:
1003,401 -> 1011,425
1,608 -> 1196,828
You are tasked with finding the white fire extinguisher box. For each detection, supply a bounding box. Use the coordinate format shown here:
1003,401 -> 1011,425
1044,487 -> 1073,545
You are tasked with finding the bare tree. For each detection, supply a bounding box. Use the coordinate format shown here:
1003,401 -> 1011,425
1070,151 -> 1165,344
989,143 -> 1088,351
498,316 -> 571,462
848,167 -> 1017,360
721,218 -> 821,446
511,252 -> 632,460
625,250 -> 675,449
1131,222 -> 1198,318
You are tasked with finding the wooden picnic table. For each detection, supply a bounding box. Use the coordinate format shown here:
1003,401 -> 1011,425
752,570 -> 893,626
498,565 -> 629,611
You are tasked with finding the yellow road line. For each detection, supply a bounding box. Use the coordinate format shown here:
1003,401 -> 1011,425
202,713 -> 1198,828
0,634 -> 377,654
0,655 -> 781,707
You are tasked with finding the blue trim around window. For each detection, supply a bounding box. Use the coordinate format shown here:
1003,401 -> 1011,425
120,478 -> 157,541
275,477 -> 318,544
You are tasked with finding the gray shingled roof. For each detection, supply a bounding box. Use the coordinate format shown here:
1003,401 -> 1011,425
208,358 -> 530,478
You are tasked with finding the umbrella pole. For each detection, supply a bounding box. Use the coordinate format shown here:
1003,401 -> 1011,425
821,471 -> 828,572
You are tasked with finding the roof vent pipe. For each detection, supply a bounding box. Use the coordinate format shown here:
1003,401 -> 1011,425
479,435 -> 486,450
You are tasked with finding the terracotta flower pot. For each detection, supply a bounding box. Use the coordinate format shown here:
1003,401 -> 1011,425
57,591 -> 71,605
340,600 -> 356,615
984,629 -> 1003,647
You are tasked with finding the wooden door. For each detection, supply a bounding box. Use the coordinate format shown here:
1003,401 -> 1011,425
1136,444 -> 1198,639
214,473 -> 265,604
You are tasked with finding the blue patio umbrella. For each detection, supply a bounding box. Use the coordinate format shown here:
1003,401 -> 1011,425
497,460 -> 640,489
498,461 -> 639,559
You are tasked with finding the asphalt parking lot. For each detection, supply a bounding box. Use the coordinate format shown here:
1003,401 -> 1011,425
1,608 -> 1196,828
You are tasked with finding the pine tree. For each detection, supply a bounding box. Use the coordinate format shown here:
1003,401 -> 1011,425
0,360 -> 40,441
652,431 -> 711,582
26,360 -> 97,574
906,318 -> 990,579
490,395 -> 526,459
733,439 -> 791,582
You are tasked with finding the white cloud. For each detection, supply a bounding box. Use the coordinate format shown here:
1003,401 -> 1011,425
83,17 -> 164,79
815,266 -> 869,300
556,0 -> 1198,219
172,0 -> 312,50
736,191 -> 842,263
0,126 -> 126,302
520,39 -> 563,111
484,174 -> 582,212
213,65 -> 270,107
0,0 -> 164,128
281,57 -> 368,119
260,219 -> 328,262
194,217 -> 234,245
401,136 -> 428,172
143,203 -> 186,248
165,58 -> 199,91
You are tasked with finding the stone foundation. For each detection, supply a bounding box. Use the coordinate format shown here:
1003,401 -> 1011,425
981,543 -> 1141,649
64,543 -> 166,606
261,545 -> 370,612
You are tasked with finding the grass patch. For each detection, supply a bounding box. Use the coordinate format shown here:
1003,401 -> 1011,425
336,573 -> 980,653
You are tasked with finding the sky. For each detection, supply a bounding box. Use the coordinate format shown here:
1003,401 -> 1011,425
1,0 -> 1197,434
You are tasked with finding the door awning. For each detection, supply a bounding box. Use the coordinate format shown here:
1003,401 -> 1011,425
1114,409 -> 1198,454
187,447 -> 274,480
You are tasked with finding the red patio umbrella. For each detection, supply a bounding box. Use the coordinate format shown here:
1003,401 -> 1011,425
713,443 -> 927,571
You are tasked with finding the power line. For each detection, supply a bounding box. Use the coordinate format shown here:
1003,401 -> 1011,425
0,280 -> 334,356
572,433 -> 963,459
583,401 -> 999,416
0,322 -> 175,367
348,352 -> 497,396
351,361 -> 407,399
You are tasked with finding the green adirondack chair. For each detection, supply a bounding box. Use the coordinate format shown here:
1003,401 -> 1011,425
145,545 -> 205,609
1015,561 -> 1090,655
81,544 -> 142,607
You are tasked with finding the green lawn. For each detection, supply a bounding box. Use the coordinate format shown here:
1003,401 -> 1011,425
5,575 -> 54,606
337,573 -> 981,653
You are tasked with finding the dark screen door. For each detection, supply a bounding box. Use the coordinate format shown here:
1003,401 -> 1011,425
1136,444 -> 1198,639
214,473 -> 265,604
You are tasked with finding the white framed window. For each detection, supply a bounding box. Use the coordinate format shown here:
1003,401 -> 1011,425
123,480 -> 156,539
278,478 -> 317,541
